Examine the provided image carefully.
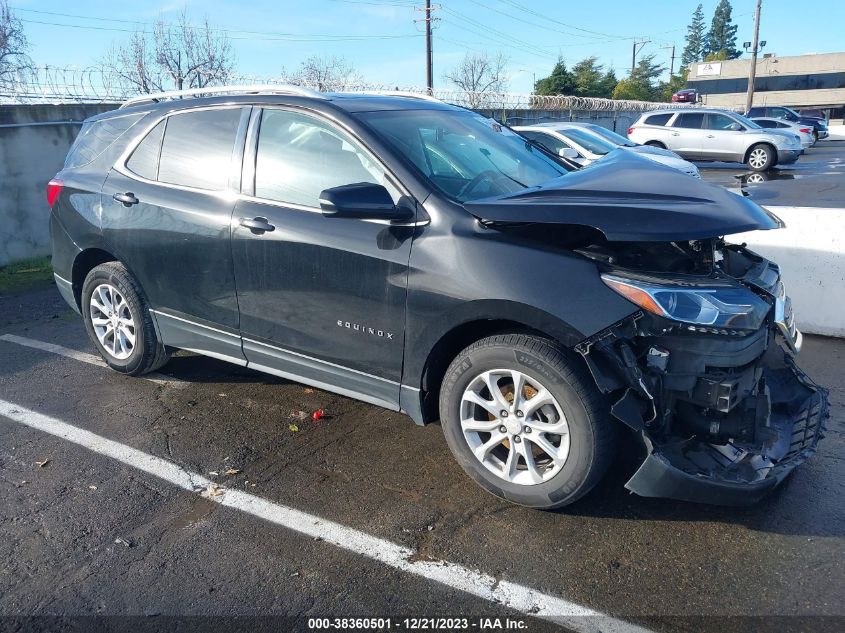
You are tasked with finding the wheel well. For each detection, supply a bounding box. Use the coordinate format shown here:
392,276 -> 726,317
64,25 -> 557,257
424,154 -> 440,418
645,140 -> 666,148
744,142 -> 776,164
418,319 -> 549,423
71,248 -> 117,309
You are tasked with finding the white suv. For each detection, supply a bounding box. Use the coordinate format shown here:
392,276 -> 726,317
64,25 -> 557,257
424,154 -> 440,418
627,109 -> 803,171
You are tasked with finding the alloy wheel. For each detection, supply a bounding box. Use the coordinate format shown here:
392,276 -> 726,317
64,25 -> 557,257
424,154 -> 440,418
89,283 -> 136,360
460,369 -> 570,486
748,148 -> 769,169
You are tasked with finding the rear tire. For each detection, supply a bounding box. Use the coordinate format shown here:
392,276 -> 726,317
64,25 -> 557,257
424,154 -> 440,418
438,334 -> 616,509
81,262 -> 170,375
746,143 -> 775,171
645,141 -> 666,149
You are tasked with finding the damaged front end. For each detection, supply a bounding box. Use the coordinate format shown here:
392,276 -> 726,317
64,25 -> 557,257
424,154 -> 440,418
575,239 -> 829,506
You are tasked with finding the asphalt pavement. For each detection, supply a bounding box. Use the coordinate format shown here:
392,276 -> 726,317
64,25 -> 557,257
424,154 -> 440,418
1,278 -> 843,633
697,139 -> 845,207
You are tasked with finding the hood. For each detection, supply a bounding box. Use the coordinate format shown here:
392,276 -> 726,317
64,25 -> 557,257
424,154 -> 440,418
464,150 -> 784,242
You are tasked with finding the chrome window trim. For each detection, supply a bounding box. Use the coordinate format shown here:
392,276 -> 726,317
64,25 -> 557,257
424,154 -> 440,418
114,104 -> 248,196
246,104 -> 413,209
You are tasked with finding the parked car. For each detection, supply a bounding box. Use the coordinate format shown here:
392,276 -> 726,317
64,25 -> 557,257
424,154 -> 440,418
513,122 -> 701,178
798,108 -> 826,121
672,88 -> 699,103
750,117 -> 814,149
49,87 -> 826,508
627,108 -> 804,171
746,106 -> 829,141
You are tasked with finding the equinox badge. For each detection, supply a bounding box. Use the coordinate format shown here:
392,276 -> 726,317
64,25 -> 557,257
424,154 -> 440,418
337,320 -> 394,340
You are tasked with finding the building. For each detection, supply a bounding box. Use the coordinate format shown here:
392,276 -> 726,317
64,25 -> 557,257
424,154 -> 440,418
686,52 -> 845,117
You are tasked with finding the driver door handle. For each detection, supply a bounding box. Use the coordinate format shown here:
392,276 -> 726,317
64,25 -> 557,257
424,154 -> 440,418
113,192 -> 139,206
706,134 -> 716,138
670,132 -> 680,136
239,217 -> 275,234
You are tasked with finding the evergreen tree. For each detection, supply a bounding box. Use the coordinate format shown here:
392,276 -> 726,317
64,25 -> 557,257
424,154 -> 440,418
571,56 -> 604,97
680,4 -> 706,68
704,0 -> 741,60
598,68 -> 618,99
534,59 -> 575,95
613,54 -> 665,101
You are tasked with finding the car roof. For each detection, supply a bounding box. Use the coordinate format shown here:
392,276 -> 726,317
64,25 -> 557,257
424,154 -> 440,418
86,91 -> 460,123
639,108 -> 737,117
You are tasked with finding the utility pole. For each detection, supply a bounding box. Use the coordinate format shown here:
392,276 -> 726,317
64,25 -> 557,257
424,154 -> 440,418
425,0 -> 433,93
631,39 -> 650,74
745,0 -> 762,112
661,44 -> 676,77
415,2 -> 439,93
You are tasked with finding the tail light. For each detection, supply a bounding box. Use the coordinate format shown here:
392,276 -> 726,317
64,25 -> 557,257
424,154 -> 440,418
799,128 -> 811,133
46,178 -> 64,207
627,127 -> 634,135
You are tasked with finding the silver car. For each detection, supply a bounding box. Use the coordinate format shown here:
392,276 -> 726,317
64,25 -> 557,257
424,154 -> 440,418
514,122 -> 701,178
627,108 -> 803,171
751,117 -> 815,150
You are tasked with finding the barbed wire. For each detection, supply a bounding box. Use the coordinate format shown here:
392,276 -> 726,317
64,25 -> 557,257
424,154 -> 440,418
1,66 -> 682,112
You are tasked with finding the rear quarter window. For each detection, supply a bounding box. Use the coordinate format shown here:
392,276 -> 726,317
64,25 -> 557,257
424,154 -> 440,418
643,113 -> 672,126
64,112 -> 144,169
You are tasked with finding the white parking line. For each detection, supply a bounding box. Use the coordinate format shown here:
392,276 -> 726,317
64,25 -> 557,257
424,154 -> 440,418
0,398 -> 650,633
0,334 -> 186,387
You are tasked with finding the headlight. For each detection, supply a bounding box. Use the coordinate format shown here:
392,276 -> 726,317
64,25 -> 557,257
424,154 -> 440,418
601,273 -> 771,332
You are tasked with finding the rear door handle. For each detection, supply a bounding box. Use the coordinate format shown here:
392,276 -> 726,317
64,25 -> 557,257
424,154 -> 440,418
706,134 -> 715,138
239,217 -> 275,234
113,192 -> 139,206
670,132 -> 680,136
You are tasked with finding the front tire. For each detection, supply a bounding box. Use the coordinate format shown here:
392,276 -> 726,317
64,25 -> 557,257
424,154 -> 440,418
439,334 -> 616,509
746,143 -> 775,171
81,262 -> 170,375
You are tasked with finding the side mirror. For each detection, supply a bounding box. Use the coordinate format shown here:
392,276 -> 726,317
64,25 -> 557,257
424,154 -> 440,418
729,123 -> 743,131
319,182 -> 412,220
558,147 -> 579,159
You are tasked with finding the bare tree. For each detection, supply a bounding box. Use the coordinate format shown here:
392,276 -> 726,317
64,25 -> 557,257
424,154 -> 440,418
102,9 -> 235,94
444,52 -> 509,107
287,55 -> 362,90
0,0 -> 32,89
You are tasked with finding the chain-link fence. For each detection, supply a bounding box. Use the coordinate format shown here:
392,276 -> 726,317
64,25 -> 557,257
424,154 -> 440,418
2,65 -> 681,113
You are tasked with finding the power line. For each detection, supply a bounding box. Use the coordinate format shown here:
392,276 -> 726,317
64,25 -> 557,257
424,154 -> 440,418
13,7 -> 422,41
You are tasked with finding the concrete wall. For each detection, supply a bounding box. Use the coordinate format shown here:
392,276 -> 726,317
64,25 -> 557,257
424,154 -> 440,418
734,206 -> 845,338
0,104 -> 117,265
477,108 -> 641,134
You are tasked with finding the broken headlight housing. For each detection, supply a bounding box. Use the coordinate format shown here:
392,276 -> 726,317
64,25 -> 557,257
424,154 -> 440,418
601,273 -> 771,332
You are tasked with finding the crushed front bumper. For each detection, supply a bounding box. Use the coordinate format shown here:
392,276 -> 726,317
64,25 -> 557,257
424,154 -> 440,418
626,354 -> 828,505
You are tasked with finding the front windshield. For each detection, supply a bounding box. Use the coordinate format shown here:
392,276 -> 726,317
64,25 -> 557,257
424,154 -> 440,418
556,127 -> 617,155
731,112 -> 762,129
358,109 -> 568,203
585,125 -> 637,147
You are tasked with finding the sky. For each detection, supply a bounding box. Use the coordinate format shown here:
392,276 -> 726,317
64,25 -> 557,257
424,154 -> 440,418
10,0 -> 845,94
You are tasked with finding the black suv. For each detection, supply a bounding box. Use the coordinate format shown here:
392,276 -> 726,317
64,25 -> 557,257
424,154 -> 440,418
49,87 -> 828,508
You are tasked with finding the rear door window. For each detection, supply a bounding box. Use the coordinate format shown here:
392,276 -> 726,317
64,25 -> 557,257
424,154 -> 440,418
756,120 -> 776,128
705,113 -> 739,130
157,108 -> 242,191
644,113 -> 672,126
126,120 -> 165,180
672,113 -> 705,129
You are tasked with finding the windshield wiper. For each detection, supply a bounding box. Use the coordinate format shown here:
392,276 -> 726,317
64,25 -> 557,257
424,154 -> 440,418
479,148 -> 527,188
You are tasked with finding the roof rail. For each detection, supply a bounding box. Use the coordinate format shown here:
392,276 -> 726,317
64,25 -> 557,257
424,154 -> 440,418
119,84 -> 325,109
341,90 -> 443,103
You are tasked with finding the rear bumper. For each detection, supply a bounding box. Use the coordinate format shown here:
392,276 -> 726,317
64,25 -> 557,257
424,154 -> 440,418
777,149 -> 801,164
625,355 -> 828,506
